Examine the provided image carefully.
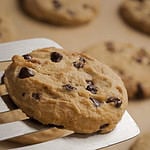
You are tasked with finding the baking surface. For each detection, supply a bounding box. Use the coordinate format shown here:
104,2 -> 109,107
0,0 -> 150,149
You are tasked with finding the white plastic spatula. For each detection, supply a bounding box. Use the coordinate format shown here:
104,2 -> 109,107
0,38 -> 140,150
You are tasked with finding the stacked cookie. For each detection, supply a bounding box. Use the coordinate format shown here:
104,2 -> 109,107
83,42 -> 150,99
3,47 -> 128,134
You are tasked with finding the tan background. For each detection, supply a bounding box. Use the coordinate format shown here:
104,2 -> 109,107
0,0 -> 150,149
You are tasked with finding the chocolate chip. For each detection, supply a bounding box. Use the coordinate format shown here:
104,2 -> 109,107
52,0 -> 61,9
22,93 -> 26,97
100,123 -> 109,129
105,42 -> 115,52
79,57 -> 86,63
83,4 -> 90,9
62,84 -> 76,91
134,83 -> 144,99
32,93 -> 41,100
50,52 -> 63,62
90,97 -> 101,107
18,67 -> 35,79
118,69 -> 124,75
1,73 -> 5,84
106,97 -> 122,108
22,54 -> 32,60
73,57 -> 86,69
86,84 -> 98,94
135,57 -> 142,63
86,80 -> 94,85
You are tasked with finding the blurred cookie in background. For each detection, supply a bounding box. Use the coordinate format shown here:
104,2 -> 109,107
0,15 -> 16,43
20,0 -> 100,26
83,41 -> 150,99
120,0 -> 150,35
130,133 -> 150,150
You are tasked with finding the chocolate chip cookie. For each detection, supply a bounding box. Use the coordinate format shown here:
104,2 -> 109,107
4,47 -> 128,133
0,15 -> 15,43
21,0 -> 100,26
120,0 -> 150,34
130,133 -> 150,150
83,42 -> 150,99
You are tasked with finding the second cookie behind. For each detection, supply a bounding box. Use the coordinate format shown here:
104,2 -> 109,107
21,0 -> 100,26
83,42 -> 150,100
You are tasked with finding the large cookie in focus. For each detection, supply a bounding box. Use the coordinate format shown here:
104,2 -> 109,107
4,47 -> 128,134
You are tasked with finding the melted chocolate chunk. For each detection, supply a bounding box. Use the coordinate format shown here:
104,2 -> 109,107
73,57 -> 86,69
90,97 -> 101,107
18,67 -> 35,79
1,73 -> 5,84
22,54 -> 32,60
32,93 -> 41,100
86,84 -> 98,94
105,42 -> 115,52
100,123 -> 109,129
50,52 -> 63,62
52,0 -> 61,9
106,97 -> 122,108
62,84 -> 76,91
134,83 -> 144,99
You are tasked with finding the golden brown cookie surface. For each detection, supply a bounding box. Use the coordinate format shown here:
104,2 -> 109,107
4,47 -> 128,133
